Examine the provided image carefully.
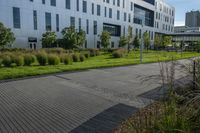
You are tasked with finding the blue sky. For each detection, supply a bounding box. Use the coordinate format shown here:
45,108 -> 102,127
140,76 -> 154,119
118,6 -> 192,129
166,0 -> 200,26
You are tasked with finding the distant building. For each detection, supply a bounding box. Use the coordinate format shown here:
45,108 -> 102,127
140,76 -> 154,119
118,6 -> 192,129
185,10 -> 200,27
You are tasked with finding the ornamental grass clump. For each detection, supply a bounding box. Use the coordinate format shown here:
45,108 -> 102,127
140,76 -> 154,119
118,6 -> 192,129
36,52 -> 48,66
48,54 -> 60,65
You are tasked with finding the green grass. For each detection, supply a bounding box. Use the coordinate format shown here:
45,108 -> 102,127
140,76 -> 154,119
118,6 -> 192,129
0,50 -> 200,80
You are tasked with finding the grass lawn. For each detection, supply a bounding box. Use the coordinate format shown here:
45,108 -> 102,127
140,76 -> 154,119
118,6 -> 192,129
0,50 -> 200,80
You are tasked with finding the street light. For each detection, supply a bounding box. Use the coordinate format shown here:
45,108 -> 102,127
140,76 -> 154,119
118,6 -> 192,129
140,22 -> 144,63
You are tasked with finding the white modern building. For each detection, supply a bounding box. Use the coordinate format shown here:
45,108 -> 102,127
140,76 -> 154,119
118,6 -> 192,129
0,0 -> 175,49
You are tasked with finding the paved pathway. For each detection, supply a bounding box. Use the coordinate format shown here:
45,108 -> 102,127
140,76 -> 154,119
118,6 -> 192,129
0,59 -> 191,133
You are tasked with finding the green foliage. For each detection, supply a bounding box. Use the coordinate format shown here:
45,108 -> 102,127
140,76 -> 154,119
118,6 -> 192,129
127,26 -> 134,51
48,54 -> 60,65
0,58 -> 2,67
23,54 -> 36,66
71,53 -> 80,62
82,51 -> 90,58
89,49 -> 100,57
119,36 -> 128,47
154,34 -> 162,49
2,55 -> 12,67
36,52 -> 48,66
163,36 -> 172,48
62,26 -> 86,48
100,31 -> 111,48
41,31 -> 57,48
80,54 -> 86,62
13,56 -> 24,66
143,31 -> 150,50
133,35 -> 140,49
0,22 -> 15,47
195,38 -> 200,52
62,54 -> 72,65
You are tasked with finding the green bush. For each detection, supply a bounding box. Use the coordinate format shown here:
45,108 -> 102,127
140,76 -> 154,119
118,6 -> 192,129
63,54 -> 72,65
0,58 -> 2,67
80,54 -> 86,62
2,55 -> 12,67
89,49 -> 100,57
43,48 -> 66,54
24,54 -> 36,66
36,52 -> 48,66
71,53 -> 80,62
83,52 -> 90,58
112,49 -> 126,58
48,54 -> 60,65
13,55 -> 24,66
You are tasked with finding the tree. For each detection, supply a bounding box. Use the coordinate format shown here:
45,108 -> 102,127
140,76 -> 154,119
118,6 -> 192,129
127,26 -> 134,52
41,31 -> 57,48
61,26 -> 77,49
133,35 -> 140,49
143,31 -> 150,50
0,22 -> 15,48
163,36 -> 172,48
196,38 -> 200,52
100,31 -> 111,48
119,36 -> 128,47
154,34 -> 162,50
76,29 -> 86,48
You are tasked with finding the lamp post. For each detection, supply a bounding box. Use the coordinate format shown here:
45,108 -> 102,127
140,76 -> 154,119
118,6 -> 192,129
140,22 -> 144,63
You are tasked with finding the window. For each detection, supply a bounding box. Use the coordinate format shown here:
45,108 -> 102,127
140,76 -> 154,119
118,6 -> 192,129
93,21 -> 97,35
86,19 -> 89,34
56,14 -> 59,32
117,10 -> 120,20
33,10 -> 37,30
92,3 -> 94,14
45,12 -> 51,31
78,18 -> 81,31
123,0 -> 125,8
83,1 -> 87,13
13,7 -> 21,28
103,23 -> 121,37
66,0 -> 70,9
42,0 -> 45,4
104,7 -> 107,17
70,16 -> 75,27
124,12 -> 127,21
50,0 -> 56,6
76,0 -> 79,11
117,0 -> 120,7
97,5 -> 101,16
109,8 -> 112,18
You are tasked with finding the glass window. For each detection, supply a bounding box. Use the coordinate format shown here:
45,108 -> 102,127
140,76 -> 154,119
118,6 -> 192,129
93,21 -> 97,35
97,5 -> 101,16
13,7 -> 21,29
56,14 -> 59,32
86,19 -> 89,34
117,10 -> 120,20
70,16 -> 75,27
45,12 -> 51,31
42,0 -> 45,4
66,0 -> 70,9
79,18 -> 81,31
33,10 -> 37,30
83,1 -> 87,13
109,8 -> 112,18
92,3 -> 94,14
103,23 -> 121,37
50,0 -> 56,6
76,0 -> 79,11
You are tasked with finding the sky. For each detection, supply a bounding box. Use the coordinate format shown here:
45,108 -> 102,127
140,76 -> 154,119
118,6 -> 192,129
166,0 -> 200,26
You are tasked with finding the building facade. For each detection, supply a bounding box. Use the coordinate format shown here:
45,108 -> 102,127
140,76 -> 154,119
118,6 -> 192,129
186,11 -> 200,27
0,0 -> 175,49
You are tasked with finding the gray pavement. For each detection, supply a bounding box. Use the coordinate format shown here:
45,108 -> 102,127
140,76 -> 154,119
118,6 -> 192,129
0,59 -> 191,133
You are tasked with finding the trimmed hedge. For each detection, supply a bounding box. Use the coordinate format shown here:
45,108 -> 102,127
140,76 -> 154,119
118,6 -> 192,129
36,52 -> 48,66
48,54 -> 60,65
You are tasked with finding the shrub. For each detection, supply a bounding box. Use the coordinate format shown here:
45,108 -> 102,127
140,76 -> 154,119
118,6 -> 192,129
43,48 -> 66,54
13,55 -> 24,66
36,52 -> 48,66
71,53 -> 80,62
80,54 -> 86,62
2,55 -> 12,67
0,58 -> 2,67
89,49 -> 100,57
63,54 -> 72,65
48,54 -> 60,65
82,51 -> 90,58
112,49 -> 126,58
24,54 -> 36,66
